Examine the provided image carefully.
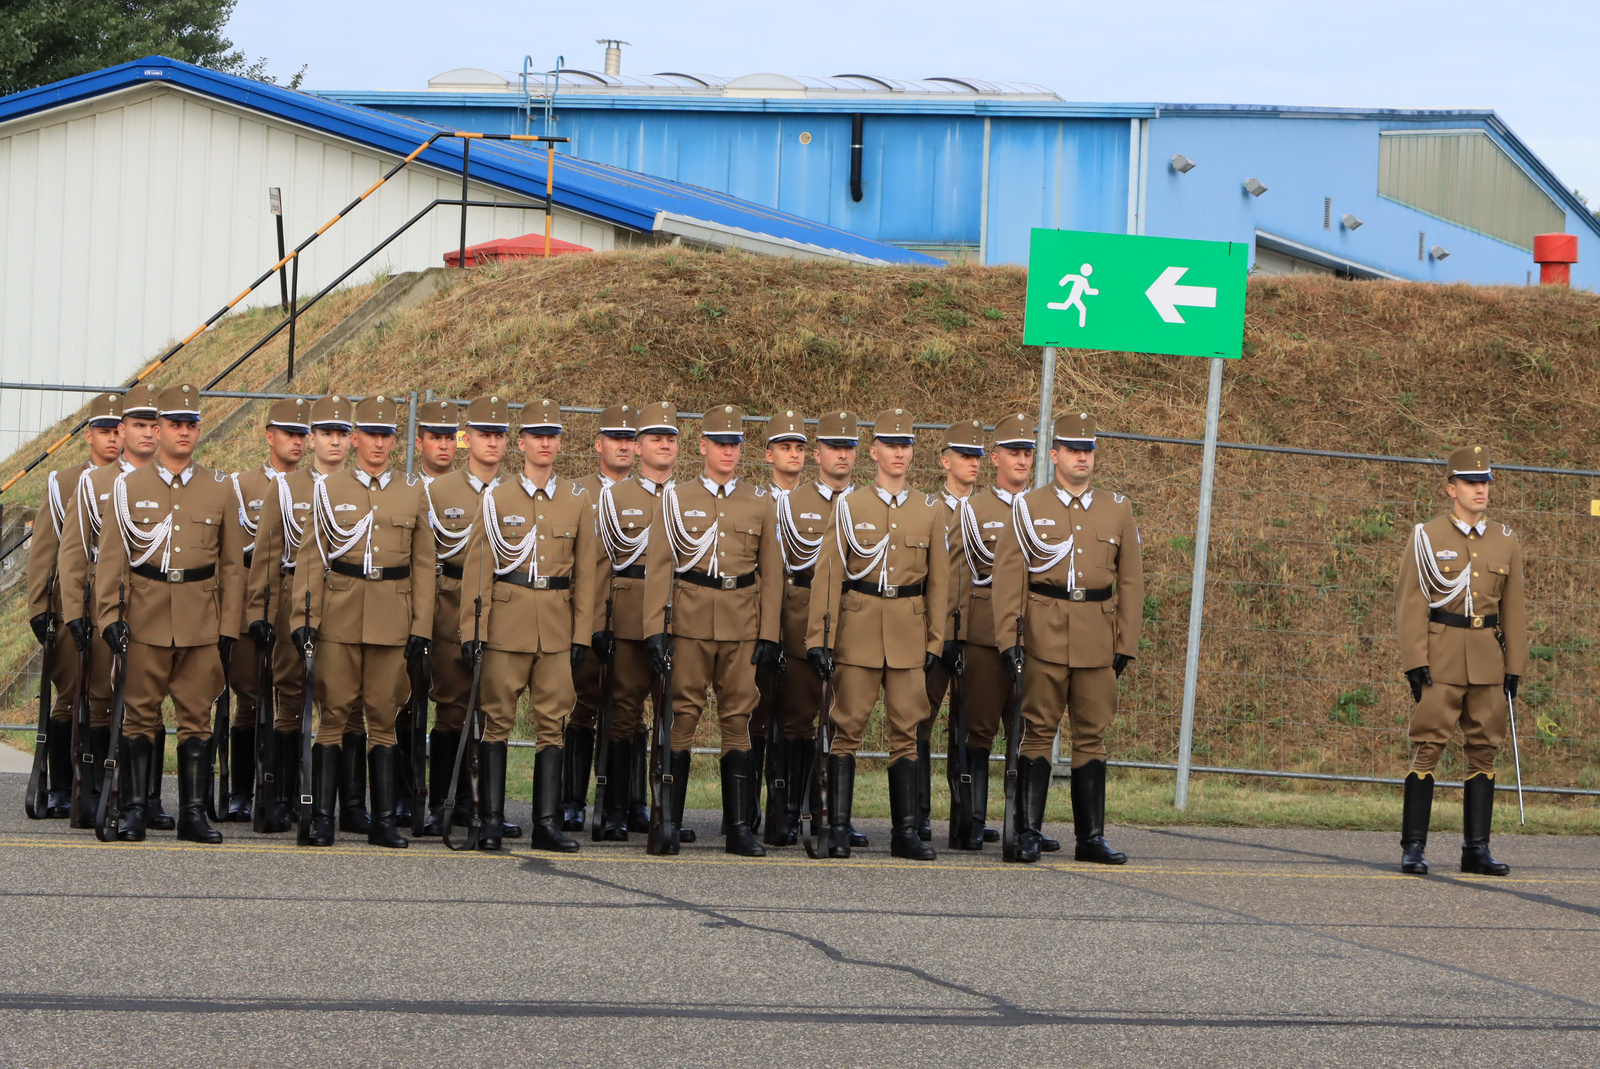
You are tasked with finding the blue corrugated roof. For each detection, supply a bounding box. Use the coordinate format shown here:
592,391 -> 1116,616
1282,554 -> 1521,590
0,56 -> 941,265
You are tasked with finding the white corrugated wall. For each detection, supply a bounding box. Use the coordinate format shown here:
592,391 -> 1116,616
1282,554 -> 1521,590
0,84 -> 614,461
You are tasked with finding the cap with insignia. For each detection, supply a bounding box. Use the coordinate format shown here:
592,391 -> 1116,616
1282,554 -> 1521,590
121,383 -> 161,419
702,404 -> 745,445
353,394 -> 399,434
465,395 -> 510,433
86,392 -> 122,429
765,409 -> 807,446
871,408 -> 915,445
157,383 -> 202,423
416,399 -> 459,435
519,398 -> 563,435
310,394 -> 352,431
815,409 -> 860,446
638,401 -> 679,436
1053,410 -> 1096,451
943,419 -> 985,457
598,404 -> 638,440
992,413 -> 1035,449
266,397 -> 311,434
1446,444 -> 1493,482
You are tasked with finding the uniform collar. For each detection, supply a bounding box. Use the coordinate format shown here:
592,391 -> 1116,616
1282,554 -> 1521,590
1450,514 -> 1487,537
874,484 -> 909,508
814,482 -> 852,502
598,473 -> 616,491
635,475 -> 672,496
519,473 -> 558,499
156,464 -> 194,487
991,486 -> 1017,506
353,468 -> 392,490
939,488 -> 966,511
701,474 -> 738,498
118,458 -> 137,474
466,471 -> 498,494
1054,486 -> 1093,510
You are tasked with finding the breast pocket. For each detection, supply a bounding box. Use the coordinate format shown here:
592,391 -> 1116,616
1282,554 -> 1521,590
1097,534 -> 1119,569
196,516 -> 220,551
544,525 -> 577,568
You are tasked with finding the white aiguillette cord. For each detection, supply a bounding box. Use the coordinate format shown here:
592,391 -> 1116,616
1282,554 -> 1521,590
480,485 -> 539,578
774,487 -> 822,574
46,470 -> 67,539
275,472 -> 312,567
833,493 -> 890,590
1011,493 -> 1076,588
1413,523 -> 1475,615
229,473 -> 260,556
311,476 -> 375,572
111,473 -> 173,571
599,483 -> 649,571
664,483 -> 718,576
75,467 -> 103,561
957,496 -> 994,587
424,482 -> 471,561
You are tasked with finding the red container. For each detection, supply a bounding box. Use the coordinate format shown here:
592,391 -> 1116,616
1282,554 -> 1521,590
1532,233 -> 1578,286
443,233 -> 592,267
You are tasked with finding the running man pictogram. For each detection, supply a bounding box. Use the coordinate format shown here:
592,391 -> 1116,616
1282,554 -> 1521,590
1046,263 -> 1099,327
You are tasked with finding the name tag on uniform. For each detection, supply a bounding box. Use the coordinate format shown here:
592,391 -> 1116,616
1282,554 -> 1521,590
1435,550 -> 1458,560
686,510 -> 707,518
1033,517 -> 1055,526
983,521 -> 1005,529
334,503 -> 357,512
99,493 -> 109,501
444,508 -> 465,518
801,512 -> 821,520
293,502 -> 310,510
136,500 -> 159,509
622,508 -> 643,516
505,515 -> 526,527
248,499 -> 263,509
855,522 -> 876,531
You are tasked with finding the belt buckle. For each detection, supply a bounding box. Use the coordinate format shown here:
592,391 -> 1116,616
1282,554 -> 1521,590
721,576 -> 738,590
166,568 -> 184,583
436,563 -> 445,576
533,576 -> 549,590
1470,614 -> 1484,629
1069,588 -> 1085,601
367,566 -> 382,580
883,584 -> 898,598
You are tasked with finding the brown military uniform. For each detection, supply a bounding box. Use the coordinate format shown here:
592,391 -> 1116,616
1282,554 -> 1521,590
424,465 -> 494,730
30,461 -> 92,722
773,479 -> 846,739
945,484 -> 1020,751
248,464 -> 328,730
226,463 -> 280,730
594,473 -> 670,741
55,458 -> 132,729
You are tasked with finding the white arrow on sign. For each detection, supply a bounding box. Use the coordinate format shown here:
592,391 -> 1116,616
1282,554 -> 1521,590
1145,266 -> 1217,324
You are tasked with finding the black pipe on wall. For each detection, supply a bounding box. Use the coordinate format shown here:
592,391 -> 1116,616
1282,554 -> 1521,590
849,114 -> 864,203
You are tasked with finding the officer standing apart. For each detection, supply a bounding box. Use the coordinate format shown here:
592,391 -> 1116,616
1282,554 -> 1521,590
992,411 -> 1143,865
221,398 -> 310,822
564,404 -> 639,830
27,392 -> 123,818
1395,445 -> 1526,876
642,404 -> 783,857
291,395 -> 435,849
807,409 -> 949,861
458,399 -> 599,852
97,384 -> 247,844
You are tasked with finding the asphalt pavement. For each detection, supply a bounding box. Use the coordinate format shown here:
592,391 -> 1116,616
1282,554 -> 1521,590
0,768 -> 1596,1068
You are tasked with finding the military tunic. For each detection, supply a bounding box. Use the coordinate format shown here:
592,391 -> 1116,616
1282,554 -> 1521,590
247,466 -> 326,731
940,486 -> 1018,751
594,475 -> 672,741
225,465 -> 279,733
771,481 -> 848,740
423,467 -> 494,732
37,462 -> 108,724
570,472 -> 615,735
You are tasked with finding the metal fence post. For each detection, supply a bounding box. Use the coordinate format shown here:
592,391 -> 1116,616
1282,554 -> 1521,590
286,257 -> 298,385
459,138 -> 471,269
1174,355 -> 1224,809
1034,346 -> 1056,488
404,391 -> 418,476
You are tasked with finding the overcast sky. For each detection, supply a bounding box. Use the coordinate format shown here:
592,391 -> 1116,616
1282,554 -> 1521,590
227,0 -> 1600,203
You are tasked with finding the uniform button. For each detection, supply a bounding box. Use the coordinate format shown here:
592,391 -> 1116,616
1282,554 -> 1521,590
1473,571 -> 1479,577
173,504 -> 181,510
1078,571 -> 1084,577
890,545 -> 896,550
1471,553 -> 1478,558
172,525 -> 180,532
540,556 -> 546,562
891,523 -> 897,529
719,512 -> 725,518
540,534 -> 546,540
889,567 -> 895,572
174,546 -> 182,553
1075,525 -> 1081,531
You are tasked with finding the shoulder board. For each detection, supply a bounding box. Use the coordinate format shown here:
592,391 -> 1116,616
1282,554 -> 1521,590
754,485 -> 767,498
924,493 -> 939,507
572,482 -> 584,496
213,470 -> 227,482
1112,492 -> 1126,504
1500,523 -> 1515,537
406,472 -> 420,487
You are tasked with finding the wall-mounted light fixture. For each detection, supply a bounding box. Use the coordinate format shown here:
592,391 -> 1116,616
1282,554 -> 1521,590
1170,154 -> 1196,173
1431,245 -> 1451,260
1341,213 -> 1363,230
1243,177 -> 1268,197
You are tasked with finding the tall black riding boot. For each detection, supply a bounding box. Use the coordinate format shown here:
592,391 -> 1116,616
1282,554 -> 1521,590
530,745 -> 580,852
955,747 -> 990,851
338,732 -> 371,833
422,729 -> 456,835
560,726 -> 594,830
45,718 -> 72,817
1071,759 -> 1127,864
827,753 -> 856,858
889,758 -> 936,860
720,750 -> 767,857
366,744 -> 409,849
783,738 -> 812,848
393,722 -> 414,824
761,736 -> 791,847
147,727 -> 175,830
226,726 -> 254,822
627,729 -> 651,833
915,738 -> 933,842
475,740 -> 507,851
670,749 -> 697,843
745,736 -> 767,837
308,743 -> 338,847
176,737 -> 222,844
117,735 -> 150,842
260,729 -> 298,833
1400,772 -> 1433,874
600,736 -> 631,841
1011,756 -> 1053,864
86,726 -> 112,822
1461,774 -> 1510,876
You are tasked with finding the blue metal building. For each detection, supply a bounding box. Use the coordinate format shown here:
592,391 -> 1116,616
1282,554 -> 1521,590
324,67 -> 1600,288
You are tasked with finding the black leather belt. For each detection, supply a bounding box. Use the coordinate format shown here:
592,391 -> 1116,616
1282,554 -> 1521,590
242,550 -> 254,571
330,560 -> 411,581
132,562 -> 214,584
615,563 -> 646,579
843,578 -> 923,599
437,562 -> 464,580
280,561 -> 296,576
1430,608 -> 1499,630
1029,581 -> 1113,602
787,572 -> 812,588
494,572 -> 570,591
679,569 -> 756,590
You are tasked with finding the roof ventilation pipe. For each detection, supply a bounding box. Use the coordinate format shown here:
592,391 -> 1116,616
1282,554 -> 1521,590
596,39 -> 629,76
850,113 -> 865,203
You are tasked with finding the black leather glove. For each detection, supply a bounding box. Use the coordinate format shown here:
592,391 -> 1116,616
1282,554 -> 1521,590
405,635 -> 430,666
591,630 -> 615,659
291,626 -> 318,654
103,620 -> 130,656
461,639 -> 484,666
67,617 -> 91,652
1504,674 -> 1520,701
807,646 -> 833,680
570,644 -> 589,671
217,635 -> 236,663
1002,645 -> 1025,682
29,611 -> 55,646
941,640 -> 964,675
645,633 -> 672,676
1406,665 -> 1432,703
924,651 -> 941,677
1113,653 -> 1132,678
752,638 -> 784,674
248,619 -> 274,647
